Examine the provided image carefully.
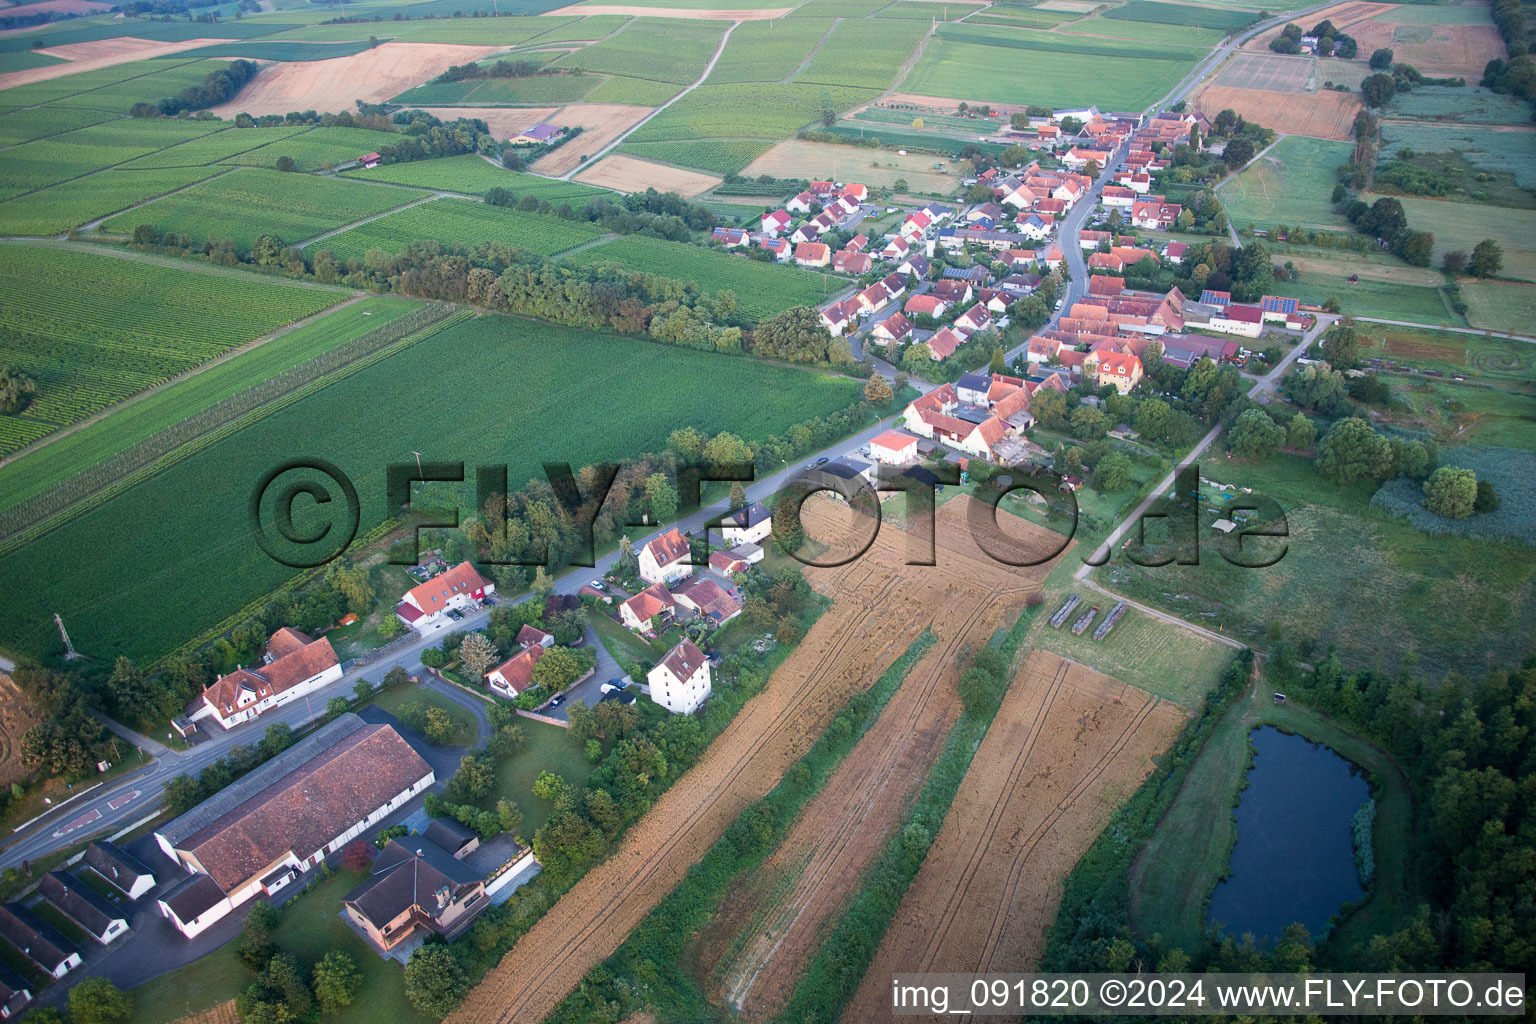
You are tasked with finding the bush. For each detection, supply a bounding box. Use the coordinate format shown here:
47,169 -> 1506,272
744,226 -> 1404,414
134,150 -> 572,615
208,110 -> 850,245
404,945 -> 469,1017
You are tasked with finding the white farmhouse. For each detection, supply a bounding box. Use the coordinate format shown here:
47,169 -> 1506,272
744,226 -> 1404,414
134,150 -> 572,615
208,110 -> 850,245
648,639 -> 711,715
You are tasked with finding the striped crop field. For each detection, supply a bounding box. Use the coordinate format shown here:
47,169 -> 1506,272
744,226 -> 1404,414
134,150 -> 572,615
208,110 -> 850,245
342,153 -> 609,200
308,197 -> 605,262
0,245 -> 348,456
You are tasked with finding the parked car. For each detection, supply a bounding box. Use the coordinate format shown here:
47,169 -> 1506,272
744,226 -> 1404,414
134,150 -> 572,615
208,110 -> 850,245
600,681 -> 623,694
816,456 -> 830,465
590,580 -> 605,590
548,694 -> 563,708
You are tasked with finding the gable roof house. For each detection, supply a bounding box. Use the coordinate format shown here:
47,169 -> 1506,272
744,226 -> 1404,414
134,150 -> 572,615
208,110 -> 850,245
926,325 -> 970,359
896,254 -> 930,277
761,209 -> 792,236
712,227 -> 748,247
619,583 -> 677,634
855,282 -> 891,313
155,714 -> 434,939
343,838 -> 489,955
931,279 -> 972,306
1095,351 -> 1144,394
819,297 -> 859,336
789,223 -> 820,245
882,234 -> 911,260
870,312 -> 913,344
794,242 -> 831,267
708,550 -> 750,576
638,527 -> 692,585
396,562 -> 493,633
758,237 -> 790,261
786,190 -> 817,214
721,501 -> 772,546
955,303 -> 993,333
844,232 -> 869,252
189,627 -> 342,730
0,904 -> 80,979
0,961 -> 28,1019
832,251 -> 872,275
869,429 -> 920,465
83,841 -> 155,900
648,640 -> 711,715
672,577 -> 742,625
41,872 -> 128,945
424,817 -> 481,860
901,382 -> 1027,462
486,645 -> 544,699
1131,196 -> 1182,230
509,122 -> 562,145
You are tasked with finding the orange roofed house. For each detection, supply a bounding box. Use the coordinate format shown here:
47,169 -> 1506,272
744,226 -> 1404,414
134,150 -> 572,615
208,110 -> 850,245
188,627 -> 342,731
486,644 -> 544,699
396,561 -> 493,633
1096,351 -> 1144,394
638,527 -> 692,585
155,714 -> 434,939
620,583 -> 677,635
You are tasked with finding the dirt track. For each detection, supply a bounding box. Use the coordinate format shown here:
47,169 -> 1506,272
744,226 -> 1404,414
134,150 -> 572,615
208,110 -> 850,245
206,42 -> 502,117
707,505 -> 1057,1018
447,496 -> 1060,1024
0,36 -> 233,91
1196,84 -> 1362,140
844,651 -> 1185,1021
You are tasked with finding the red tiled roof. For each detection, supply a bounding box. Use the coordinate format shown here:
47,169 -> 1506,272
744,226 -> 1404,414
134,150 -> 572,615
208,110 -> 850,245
622,583 -> 675,624
202,629 -> 338,718
643,528 -> 690,568
489,645 -> 543,694
870,430 -> 917,452
658,639 -> 706,683
405,562 -> 488,613
904,294 -> 943,316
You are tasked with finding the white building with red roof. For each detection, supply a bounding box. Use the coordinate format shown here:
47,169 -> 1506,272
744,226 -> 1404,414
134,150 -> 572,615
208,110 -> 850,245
396,562 -> 493,633
486,645 -> 544,699
619,583 -> 676,634
638,527 -> 692,585
189,627 -> 341,730
869,430 -> 919,465
648,640 -> 711,715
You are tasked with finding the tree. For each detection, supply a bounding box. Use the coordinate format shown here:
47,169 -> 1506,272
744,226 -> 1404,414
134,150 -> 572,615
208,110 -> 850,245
1316,417 -> 1395,482
324,696 -> 349,722
313,951 -> 362,1015
1361,72 -> 1397,107
1422,466 -> 1477,519
1031,388 -> 1069,430
1442,249 -> 1468,275
1321,319 -> 1360,368
901,343 -> 933,373
497,798 -> 524,835
0,366 -> 37,415
643,472 -> 678,522
459,632 -> 498,680
70,977 -> 132,1024
1070,404 -> 1106,440
1370,47 -> 1395,69
1095,451 -> 1133,491
341,839 -> 374,871
530,645 -> 586,692
274,155 -> 295,172
863,372 -> 893,405
893,177 -> 908,192
532,770 -> 565,801
404,946 -> 468,1017
1225,136 -> 1255,168
446,751 -> 495,803
1135,397 -> 1172,441
1397,229 -> 1434,267
1287,363 -> 1351,415
421,707 -> 455,745
1474,479 -> 1500,513
1228,407 -> 1285,459
752,306 -> 849,364
1286,414 -> 1317,451
1470,238 -> 1503,277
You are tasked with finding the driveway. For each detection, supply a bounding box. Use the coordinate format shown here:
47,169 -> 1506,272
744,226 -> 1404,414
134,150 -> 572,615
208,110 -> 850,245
543,624 -> 625,722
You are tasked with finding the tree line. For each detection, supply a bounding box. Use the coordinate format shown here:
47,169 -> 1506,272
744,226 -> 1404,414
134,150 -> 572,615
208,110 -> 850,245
131,59 -> 259,118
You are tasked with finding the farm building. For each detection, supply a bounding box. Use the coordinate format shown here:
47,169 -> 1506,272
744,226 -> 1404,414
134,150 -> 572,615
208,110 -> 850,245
358,153 -> 382,169
508,123 -> 562,146
188,627 -> 341,730
40,872 -> 128,945
396,562 -> 494,633
0,961 -> 28,1019
0,903 -> 81,979
155,714 -> 433,939
648,639 -> 711,715
83,841 -> 156,900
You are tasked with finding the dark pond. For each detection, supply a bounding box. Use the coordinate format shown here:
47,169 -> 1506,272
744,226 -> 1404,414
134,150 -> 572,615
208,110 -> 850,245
1207,726 -> 1369,943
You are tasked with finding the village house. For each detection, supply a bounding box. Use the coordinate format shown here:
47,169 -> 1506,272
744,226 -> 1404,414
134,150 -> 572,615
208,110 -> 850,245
844,232 -> 868,252
720,501 -> 772,546
486,645 -> 543,699
1200,288 -> 1231,306
786,190 -> 817,214
758,237 -> 790,261
869,430 -> 919,465
882,234 -> 911,260
793,242 -> 831,268
1205,302 -> 1265,338
855,281 -> 891,313
638,527 -> 692,585
672,576 -> 741,625
708,550 -> 749,576
931,279 -> 972,307
760,209 -> 792,236
789,223 -> 820,245
156,715 -> 434,939
188,627 -> 342,730
83,841 -> 155,900
955,303 -> 992,333
870,312 -> 913,345
926,325 -> 969,359
1131,196 -> 1183,230
40,872 -> 128,945
833,251 -> 872,275
358,152 -> 382,169
711,227 -> 748,247
0,904 -> 79,979
1261,295 -> 1303,328
903,293 -> 947,320
1100,184 -> 1136,208
508,123 -> 562,146
896,253 -> 930,277
901,377 -> 1034,462
819,298 -> 858,336
396,562 -> 493,633
515,623 -> 553,649
648,639 -> 711,715
1095,351 -> 1144,394
619,583 -> 676,634
1163,240 -> 1187,263
342,838 -> 489,954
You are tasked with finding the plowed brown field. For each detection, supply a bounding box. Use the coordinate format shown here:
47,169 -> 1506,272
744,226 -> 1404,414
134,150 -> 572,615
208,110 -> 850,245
1244,0 -> 1395,51
446,495 -> 1064,1024
1196,84 -> 1362,140
1348,18 -> 1504,78
0,674 -> 39,790
706,508 -> 1055,1017
845,651 -> 1185,1021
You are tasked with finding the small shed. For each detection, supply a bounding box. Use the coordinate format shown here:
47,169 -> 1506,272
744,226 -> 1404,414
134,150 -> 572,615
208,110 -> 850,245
424,818 -> 481,860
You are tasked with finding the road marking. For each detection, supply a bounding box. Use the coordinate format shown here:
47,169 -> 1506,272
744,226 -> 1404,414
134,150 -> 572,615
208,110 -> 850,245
51,807 -> 101,839
107,789 -> 140,811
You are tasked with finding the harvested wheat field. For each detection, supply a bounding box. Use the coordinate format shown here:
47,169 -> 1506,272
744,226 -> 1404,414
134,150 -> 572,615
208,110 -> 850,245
0,674 -> 39,790
1348,18 -> 1504,79
574,153 -> 721,195
1197,84 -> 1361,140
206,43 -> 502,118
447,495 -> 1063,1024
845,651 -> 1184,1021
534,103 -> 652,175
705,511 -> 1056,1017
0,36 -> 233,91
1214,51 -> 1312,92
1245,0 -> 1394,51
406,106 -> 561,141
745,138 -> 959,193
546,3 -> 792,17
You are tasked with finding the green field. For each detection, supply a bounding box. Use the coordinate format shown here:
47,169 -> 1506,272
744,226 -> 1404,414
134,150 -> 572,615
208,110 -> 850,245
561,234 -> 833,318
391,71 -> 605,106
1221,134 -> 1353,231
0,166 -> 219,236
50,59 -> 239,113
706,17 -> 835,84
1096,454 -> 1536,678
1361,191 -> 1536,282
964,8 -> 1075,28
1386,86 -> 1532,124
102,167 -> 431,251
903,36 -> 1197,110
0,297 -> 421,518
551,17 -> 726,83
491,713 -> 596,834
1460,279 -> 1536,335
1369,4 -> 1494,25
625,82 -> 878,147
795,17 -> 927,90
581,74 -> 683,104
343,153 -> 609,200
1129,684 -> 1414,952
223,125 -> 405,172
1378,120 -> 1536,188
1358,321 -> 1533,383
516,15 -> 633,42
0,314 -> 863,661
1288,269 -> 1463,324
308,196 -> 605,261
0,106 -> 119,147
0,50 -> 66,74
0,118 -> 223,201
874,1 -> 984,18
933,22 -> 1207,61
788,0 -> 890,16
269,16 -> 577,42
0,245 -> 347,456
617,137 -> 776,175
120,124 -> 313,168
1103,0 -> 1256,29
1061,16 -> 1231,45
168,39 -> 379,60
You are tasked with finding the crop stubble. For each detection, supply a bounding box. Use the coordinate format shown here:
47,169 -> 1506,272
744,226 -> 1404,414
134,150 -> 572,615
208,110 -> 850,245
447,495 -> 1065,1024
844,650 -> 1185,1020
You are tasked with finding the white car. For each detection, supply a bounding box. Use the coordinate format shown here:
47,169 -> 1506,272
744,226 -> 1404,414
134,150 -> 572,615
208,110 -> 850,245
589,579 -> 605,590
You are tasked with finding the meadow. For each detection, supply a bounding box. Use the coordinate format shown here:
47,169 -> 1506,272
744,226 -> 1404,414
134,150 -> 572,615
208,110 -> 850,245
222,125 -> 406,172
0,166 -> 220,236
1386,86 -> 1532,124
934,22 -> 1206,62
624,82 -> 878,153
0,297 -> 422,517
0,315 -> 864,662
1103,0 -> 1255,30
1362,191 -> 1536,281
51,60 -> 240,113
1061,16 -> 1230,46
391,72 -> 604,105
560,234 -> 833,317
1378,120 -> 1536,188
0,245 -> 346,456
1460,279 -> 1536,334
794,17 -> 927,90
269,16 -> 578,42
1285,269 -> 1463,325
343,153 -> 609,200
617,138 -> 776,176
964,8 -> 1074,28
308,196 -> 605,261
706,17 -> 835,84
1220,134 -> 1353,231
169,39 -> 379,60
550,17 -> 726,84
0,118 -> 223,201
903,37 -> 1196,110
787,0 -> 890,16
102,167 -> 430,251
515,15 -> 632,43
874,1 -> 984,19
